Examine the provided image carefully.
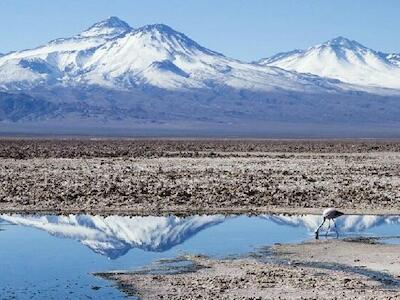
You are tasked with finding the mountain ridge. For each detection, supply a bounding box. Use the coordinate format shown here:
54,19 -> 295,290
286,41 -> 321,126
0,20 -> 363,92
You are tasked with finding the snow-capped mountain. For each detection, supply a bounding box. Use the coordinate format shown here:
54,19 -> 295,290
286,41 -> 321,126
0,17 -> 348,92
0,19 -> 400,135
0,17 -> 132,89
259,37 -> 400,89
0,214 -> 225,259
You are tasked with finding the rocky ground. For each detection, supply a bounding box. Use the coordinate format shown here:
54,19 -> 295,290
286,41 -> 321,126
99,239 -> 400,299
2,139 -> 400,159
1,139 -> 400,214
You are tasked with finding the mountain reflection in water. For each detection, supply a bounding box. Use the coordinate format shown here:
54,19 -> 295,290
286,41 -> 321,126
262,214 -> 400,232
0,214 -> 225,259
1,213 -> 400,259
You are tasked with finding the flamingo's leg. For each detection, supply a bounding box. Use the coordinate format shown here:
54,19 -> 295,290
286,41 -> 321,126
333,219 -> 339,238
325,219 -> 331,237
315,218 -> 326,240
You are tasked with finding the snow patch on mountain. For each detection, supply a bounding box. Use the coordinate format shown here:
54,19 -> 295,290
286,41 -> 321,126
387,53 -> 400,67
0,59 -> 57,89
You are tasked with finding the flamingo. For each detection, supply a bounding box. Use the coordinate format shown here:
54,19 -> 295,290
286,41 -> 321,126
315,208 -> 344,239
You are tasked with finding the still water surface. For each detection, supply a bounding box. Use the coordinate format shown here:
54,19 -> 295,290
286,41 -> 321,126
1,213 -> 400,299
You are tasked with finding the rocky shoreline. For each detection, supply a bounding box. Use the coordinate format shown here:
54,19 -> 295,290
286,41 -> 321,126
98,239 -> 400,299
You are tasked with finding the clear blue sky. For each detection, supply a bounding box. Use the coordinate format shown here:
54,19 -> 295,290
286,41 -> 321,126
1,0 -> 399,61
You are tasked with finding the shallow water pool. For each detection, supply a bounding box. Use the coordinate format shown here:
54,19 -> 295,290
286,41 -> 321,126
1,213 -> 399,299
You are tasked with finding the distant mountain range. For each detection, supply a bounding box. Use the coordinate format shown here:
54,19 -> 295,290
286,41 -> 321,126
0,17 -> 347,92
0,17 -> 400,136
